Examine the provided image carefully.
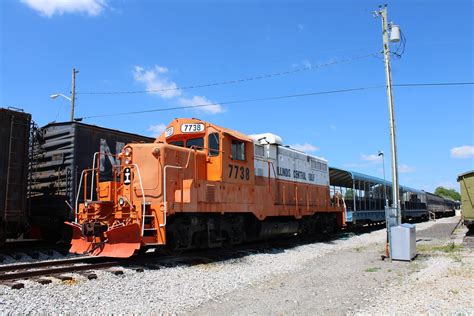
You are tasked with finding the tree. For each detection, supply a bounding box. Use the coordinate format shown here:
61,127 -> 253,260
434,186 -> 461,201
345,189 -> 354,200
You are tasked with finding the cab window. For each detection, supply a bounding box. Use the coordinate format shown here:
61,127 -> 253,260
169,141 -> 184,147
208,133 -> 219,156
186,137 -> 204,150
231,140 -> 246,161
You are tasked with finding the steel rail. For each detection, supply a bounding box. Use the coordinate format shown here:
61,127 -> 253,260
0,261 -> 120,282
0,256 -> 115,273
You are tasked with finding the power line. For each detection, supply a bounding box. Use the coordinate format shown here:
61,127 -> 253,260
394,82 -> 474,87
80,86 -> 382,119
77,81 -> 473,120
76,53 -> 377,95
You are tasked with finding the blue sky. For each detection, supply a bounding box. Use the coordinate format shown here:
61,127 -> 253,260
0,0 -> 473,192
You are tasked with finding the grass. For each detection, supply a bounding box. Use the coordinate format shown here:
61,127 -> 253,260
434,243 -> 463,253
354,245 -> 366,252
364,267 -> 381,273
416,242 -> 463,254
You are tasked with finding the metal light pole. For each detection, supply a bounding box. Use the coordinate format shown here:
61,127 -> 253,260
374,5 -> 401,226
50,68 -> 79,122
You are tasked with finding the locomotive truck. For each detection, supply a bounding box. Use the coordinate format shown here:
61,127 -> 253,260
68,118 -> 345,257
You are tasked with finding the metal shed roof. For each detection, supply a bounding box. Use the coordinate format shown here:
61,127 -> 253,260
457,170 -> 474,181
329,166 -> 392,189
329,166 -> 426,195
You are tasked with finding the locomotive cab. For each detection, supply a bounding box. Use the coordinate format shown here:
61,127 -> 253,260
158,118 -> 255,186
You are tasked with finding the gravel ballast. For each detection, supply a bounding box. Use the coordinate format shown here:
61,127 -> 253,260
0,217 -> 471,314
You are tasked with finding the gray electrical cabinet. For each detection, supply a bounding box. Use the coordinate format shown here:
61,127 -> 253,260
390,223 -> 416,261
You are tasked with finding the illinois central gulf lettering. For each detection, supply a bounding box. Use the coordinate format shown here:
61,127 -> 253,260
293,170 -> 307,180
277,167 -> 291,177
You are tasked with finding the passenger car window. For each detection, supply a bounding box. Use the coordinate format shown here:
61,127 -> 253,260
186,137 -> 204,150
208,133 -> 219,156
231,140 -> 245,161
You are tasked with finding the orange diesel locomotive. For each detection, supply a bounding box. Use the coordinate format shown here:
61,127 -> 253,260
67,118 -> 345,257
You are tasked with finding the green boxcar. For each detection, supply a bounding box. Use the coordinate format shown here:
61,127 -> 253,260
458,170 -> 474,230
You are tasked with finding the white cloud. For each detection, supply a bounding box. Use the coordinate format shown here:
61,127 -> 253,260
450,145 -> 474,158
147,124 -> 167,137
292,59 -> 312,69
301,60 -> 312,68
133,65 -> 223,115
133,66 -> 182,99
360,154 -> 383,163
290,143 -> 319,152
21,0 -> 107,17
398,164 -> 416,173
178,96 -> 224,114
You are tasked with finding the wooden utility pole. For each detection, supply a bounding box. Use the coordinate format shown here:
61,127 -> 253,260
70,68 -> 79,121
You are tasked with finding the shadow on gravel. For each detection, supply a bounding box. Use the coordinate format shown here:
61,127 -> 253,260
125,224 -> 387,271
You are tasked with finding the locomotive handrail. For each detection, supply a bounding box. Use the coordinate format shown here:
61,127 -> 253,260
128,163 -> 147,237
74,168 -> 90,222
159,148 -> 198,229
90,151 -> 120,203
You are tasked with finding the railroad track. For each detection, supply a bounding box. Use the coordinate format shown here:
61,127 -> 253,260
0,224 -> 386,289
0,257 -> 125,288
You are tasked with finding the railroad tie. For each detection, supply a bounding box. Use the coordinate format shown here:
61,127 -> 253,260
105,269 -> 124,276
55,274 -> 74,281
79,271 -> 98,280
2,281 -> 24,289
35,278 -> 52,285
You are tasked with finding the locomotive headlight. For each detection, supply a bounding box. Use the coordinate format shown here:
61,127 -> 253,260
124,157 -> 132,165
124,147 -> 132,157
118,197 -> 125,207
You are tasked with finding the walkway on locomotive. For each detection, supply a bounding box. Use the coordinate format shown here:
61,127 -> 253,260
329,167 -> 428,223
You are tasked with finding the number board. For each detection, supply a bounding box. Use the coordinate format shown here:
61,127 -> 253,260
228,164 -> 250,181
165,127 -> 174,138
181,123 -> 205,133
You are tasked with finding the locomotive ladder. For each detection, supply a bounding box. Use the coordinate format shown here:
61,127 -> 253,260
140,203 -> 159,244
4,117 -> 28,225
